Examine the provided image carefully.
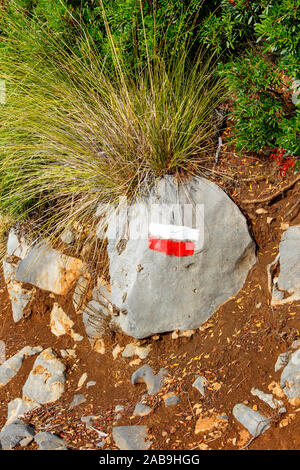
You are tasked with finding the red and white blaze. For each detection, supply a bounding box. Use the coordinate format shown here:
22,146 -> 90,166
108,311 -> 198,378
148,222 -> 200,257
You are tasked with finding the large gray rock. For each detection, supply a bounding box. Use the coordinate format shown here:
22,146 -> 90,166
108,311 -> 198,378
0,420 -> 35,450
22,348 -> 66,404
104,176 -> 256,338
280,348 -> 300,400
15,242 -> 84,295
0,346 -> 42,388
233,404 -> 271,437
112,426 -> 152,450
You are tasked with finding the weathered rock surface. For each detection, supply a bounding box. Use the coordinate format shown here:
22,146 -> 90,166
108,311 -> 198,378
272,226 -> 300,305
233,404 -> 271,437
133,401 -> 152,417
122,343 -> 151,360
0,346 -> 42,388
131,365 -> 168,395
22,348 -> 66,404
15,242 -> 84,295
82,300 -> 114,353
69,394 -> 86,410
50,303 -> 83,342
0,420 -> 35,450
164,394 -> 180,406
7,227 -> 31,259
6,398 -> 41,426
106,176 -> 256,338
250,388 -> 284,410
275,351 -> 291,372
3,259 -> 33,323
34,432 -> 68,450
280,348 -> 300,400
112,425 -> 152,450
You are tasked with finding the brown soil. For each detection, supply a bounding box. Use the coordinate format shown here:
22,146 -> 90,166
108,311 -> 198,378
0,151 -> 299,451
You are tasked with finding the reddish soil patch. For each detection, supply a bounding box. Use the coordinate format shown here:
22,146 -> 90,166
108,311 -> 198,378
0,157 -> 299,451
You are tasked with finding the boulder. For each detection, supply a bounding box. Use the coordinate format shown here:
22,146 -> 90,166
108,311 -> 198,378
22,348 -> 66,404
112,426 -> 152,450
0,346 -> 43,388
104,176 -> 256,338
15,242 -> 84,295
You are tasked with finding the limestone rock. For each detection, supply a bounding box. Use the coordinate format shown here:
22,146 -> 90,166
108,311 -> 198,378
15,242 -> 84,295
106,176 -> 256,338
232,404 -> 271,437
122,343 -> 151,360
34,432 -> 68,450
50,303 -> 83,342
0,346 -> 43,388
131,365 -> 168,395
22,348 -> 66,404
133,402 -> 152,417
0,420 -> 35,450
280,348 -> 300,400
6,398 -> 41,426
3,259 -> 33,323
192,376 -> 208,397
7,227 -> 31,259
112,426 -> 152,450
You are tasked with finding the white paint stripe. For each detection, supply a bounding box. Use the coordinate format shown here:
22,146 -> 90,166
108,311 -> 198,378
149,222 -> 200,242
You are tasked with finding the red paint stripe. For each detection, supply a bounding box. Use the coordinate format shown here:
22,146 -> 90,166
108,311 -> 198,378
148,237 -> 195,257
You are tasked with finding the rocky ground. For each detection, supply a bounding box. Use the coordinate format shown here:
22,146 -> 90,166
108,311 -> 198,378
0,149 -> 299,451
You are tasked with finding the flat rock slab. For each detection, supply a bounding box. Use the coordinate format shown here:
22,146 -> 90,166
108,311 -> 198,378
22,348 -> 66,404
15,242 -> 84,295
112,426 -> 152,450
0,346 -> 42,388
34,432 -> 67,450
233,404 -> 271,437
131,365 -> 168,395
106,176 -> 256,338
280,348 -> 300,400
0,420 -> 35,450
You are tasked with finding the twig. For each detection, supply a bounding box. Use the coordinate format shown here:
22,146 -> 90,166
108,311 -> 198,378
285,199 -> 300,220
241,175 -> 300,204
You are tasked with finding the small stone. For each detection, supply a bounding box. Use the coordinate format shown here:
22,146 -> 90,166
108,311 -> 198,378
133,402 -> 152,417
192,376 -> 208,397
164,394 -> 180,406
251,388 -> 283,409
112,426 -> 152,450
232,404 -> 271,437
256,302 -> 262,309
256,208 -> 268,214
34,432 -> 67,450
0,346 -> 43,388
69,394 -> 86,410
112,344 -> 123,360
280,348 -> 300,399
0,420 -> 35,450
22,348 -> 65,404
131,365 -> 168,395
122,343 -> 151,360
77,373 -> 87,389
195,413 -> 228,435
275,351 -> 291,372
86,381 -> 96,388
